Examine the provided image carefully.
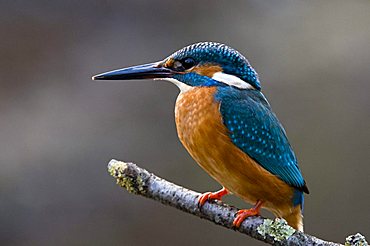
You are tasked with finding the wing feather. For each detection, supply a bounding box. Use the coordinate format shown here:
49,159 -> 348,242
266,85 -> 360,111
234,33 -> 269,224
216,87 -> 308,193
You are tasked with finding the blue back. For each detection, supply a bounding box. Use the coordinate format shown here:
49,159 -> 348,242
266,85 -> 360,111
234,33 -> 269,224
215,87 -> 308,198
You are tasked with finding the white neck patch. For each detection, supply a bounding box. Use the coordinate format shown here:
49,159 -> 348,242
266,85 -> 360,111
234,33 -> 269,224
212,72 -> 253,89
155,78 -> 193,93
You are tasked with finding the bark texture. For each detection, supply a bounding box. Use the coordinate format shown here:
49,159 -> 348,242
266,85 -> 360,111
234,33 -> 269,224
108,159 -> 367,246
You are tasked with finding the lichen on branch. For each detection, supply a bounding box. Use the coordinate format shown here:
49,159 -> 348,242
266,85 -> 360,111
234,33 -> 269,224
107,159 -> 366,246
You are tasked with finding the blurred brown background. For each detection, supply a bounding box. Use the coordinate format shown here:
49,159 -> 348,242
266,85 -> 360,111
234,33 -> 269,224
1,1 -> 369,245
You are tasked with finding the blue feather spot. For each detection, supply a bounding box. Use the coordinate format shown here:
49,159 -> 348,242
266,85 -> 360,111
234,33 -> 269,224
215,86 -> 305,189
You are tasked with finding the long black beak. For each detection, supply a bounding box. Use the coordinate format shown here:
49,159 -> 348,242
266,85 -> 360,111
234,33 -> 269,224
92,62 -> 175,80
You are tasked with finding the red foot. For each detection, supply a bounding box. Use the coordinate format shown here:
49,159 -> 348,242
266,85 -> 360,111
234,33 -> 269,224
198,187 -> 228,207
233,200 -> 264,228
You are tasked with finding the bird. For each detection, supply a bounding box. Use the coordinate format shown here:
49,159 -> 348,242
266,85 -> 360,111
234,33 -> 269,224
92,42 -> 309,231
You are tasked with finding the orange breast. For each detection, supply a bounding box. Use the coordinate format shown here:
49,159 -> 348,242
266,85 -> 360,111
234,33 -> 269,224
175,87 -> 295,216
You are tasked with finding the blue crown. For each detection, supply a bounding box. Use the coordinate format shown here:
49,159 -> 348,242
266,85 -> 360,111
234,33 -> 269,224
169,42 -> 261,90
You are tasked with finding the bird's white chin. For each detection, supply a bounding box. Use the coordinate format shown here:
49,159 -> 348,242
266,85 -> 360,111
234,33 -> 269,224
155,78 -> 194,93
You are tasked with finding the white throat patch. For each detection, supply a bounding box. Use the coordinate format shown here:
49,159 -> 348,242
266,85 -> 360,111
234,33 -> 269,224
155,72 -> 253,93
212,72 -> 253,89
155,78 -> 193,93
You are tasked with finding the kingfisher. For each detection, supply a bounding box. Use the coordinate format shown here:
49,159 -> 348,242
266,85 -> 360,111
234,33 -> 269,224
92,42 -> 309,231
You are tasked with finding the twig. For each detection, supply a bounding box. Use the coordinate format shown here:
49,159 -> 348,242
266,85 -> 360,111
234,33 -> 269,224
107,159 -> 367,246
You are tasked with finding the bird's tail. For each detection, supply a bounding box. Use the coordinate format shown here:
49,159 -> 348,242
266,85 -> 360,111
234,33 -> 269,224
283,205 -> 304,232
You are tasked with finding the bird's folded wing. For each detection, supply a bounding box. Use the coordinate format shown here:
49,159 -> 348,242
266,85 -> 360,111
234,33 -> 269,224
217,88 -> 307,192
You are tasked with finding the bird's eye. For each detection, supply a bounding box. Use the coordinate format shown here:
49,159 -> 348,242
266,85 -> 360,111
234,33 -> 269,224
182,58 -> 195,70
172,58 -> 195,72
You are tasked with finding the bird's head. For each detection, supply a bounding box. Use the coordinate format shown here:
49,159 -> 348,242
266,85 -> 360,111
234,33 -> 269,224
93,42 -> 261,91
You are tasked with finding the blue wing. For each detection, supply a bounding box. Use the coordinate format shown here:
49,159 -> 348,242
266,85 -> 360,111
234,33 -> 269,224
215,87 -> 308,193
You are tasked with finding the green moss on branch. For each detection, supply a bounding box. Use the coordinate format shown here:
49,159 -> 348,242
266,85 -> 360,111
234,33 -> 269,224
107,159 -> 367,246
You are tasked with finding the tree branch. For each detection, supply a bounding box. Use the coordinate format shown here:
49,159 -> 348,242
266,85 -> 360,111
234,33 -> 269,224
107,159 -> 367,246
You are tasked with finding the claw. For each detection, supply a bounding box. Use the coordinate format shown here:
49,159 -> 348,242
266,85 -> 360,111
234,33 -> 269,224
197,187 -> 228,207
198,192 -> 212,207
233,200 -> 263,228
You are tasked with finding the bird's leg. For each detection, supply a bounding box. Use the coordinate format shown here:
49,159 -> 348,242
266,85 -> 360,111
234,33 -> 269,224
233,200 -> 264,228
198,187 -> 229,207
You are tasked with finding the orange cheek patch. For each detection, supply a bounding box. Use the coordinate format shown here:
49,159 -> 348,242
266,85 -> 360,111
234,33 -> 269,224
164,58 -> 175,68
192,64 -> 223,77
